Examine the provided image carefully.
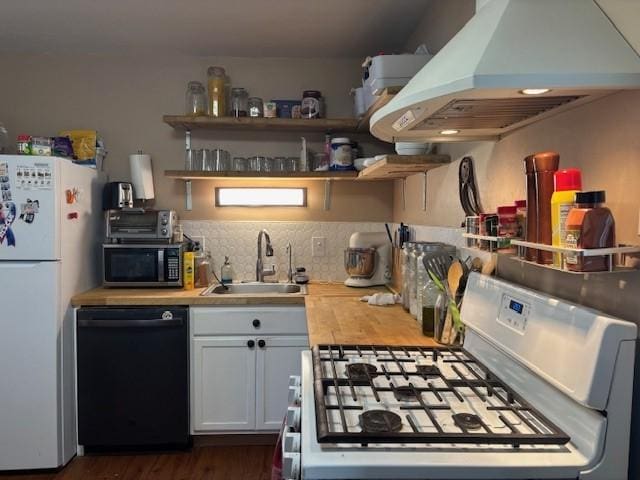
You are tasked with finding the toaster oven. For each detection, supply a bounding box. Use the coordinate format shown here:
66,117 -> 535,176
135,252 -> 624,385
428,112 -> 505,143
106,209 -> 177,243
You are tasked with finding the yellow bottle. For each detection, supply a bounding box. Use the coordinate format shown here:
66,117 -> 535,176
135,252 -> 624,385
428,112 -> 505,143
551,169 -> 582,267
183,251 -> 195,290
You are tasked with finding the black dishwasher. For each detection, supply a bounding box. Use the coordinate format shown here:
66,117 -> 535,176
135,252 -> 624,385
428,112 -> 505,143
77,307 -> 190,450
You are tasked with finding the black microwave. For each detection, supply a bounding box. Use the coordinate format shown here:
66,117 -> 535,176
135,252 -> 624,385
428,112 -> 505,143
102,244 -> 183,287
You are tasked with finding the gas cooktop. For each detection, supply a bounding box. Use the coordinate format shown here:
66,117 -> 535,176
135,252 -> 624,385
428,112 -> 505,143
312,344 -> 570,447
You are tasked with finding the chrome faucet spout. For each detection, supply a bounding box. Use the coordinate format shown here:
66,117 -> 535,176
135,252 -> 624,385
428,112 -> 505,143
256,229 -> 276,282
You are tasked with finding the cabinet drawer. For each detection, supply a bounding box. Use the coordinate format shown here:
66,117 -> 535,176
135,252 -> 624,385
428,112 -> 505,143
191,306 -> 307,336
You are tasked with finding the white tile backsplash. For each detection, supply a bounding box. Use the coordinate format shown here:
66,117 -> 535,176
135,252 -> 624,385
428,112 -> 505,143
182,221 -> 385,282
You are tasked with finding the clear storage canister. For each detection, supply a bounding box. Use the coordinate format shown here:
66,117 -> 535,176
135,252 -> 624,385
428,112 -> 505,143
416,243 -> 456,324
231,88 -> 249,117
248,97 -> 264,118
207,66 -> 227,117
185,81 -> 207,116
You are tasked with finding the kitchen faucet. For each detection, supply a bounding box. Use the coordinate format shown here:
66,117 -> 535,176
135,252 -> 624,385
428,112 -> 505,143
286,242 -> 293,283
256,229 -> 276,282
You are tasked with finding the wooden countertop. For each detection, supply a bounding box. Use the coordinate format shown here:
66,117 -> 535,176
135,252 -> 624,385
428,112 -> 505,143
70,283 -> 389,307
71,282 -> 434,346
305,296 -> 437,347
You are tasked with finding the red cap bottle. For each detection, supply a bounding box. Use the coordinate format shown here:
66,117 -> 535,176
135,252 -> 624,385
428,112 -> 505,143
554,168 -> 582,192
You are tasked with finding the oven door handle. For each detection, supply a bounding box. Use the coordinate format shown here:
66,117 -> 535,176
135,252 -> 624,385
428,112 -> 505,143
77,318 -> 184,328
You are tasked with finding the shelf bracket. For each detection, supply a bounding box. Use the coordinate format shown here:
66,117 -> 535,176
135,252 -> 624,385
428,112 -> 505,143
324,179 -> 332,211
402,178 -> 407,211
185,180 -> 192,211
422,171 -> 428,211
185,130 -> 191,151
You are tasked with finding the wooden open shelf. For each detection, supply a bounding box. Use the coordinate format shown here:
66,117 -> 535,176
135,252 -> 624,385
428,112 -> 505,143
356,87 -> 401,132
165,154 -> 450,182
357,154 -> 451,179
163,115 -> 360,133
164,170 -> 359,181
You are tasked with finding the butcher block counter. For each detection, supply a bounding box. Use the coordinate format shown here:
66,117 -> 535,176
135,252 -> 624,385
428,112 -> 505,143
71,283 -> 435,346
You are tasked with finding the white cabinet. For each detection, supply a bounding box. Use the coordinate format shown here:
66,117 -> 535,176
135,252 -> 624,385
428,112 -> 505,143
192,336 -> 256,431
190,306 -> 308,433
256,335 -> 308,430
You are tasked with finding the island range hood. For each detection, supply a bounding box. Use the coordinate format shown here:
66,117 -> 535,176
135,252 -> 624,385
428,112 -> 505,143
370,0 -> 640,143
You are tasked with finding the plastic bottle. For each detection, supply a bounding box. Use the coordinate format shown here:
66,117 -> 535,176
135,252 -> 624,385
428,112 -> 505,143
551,168 -> 582,267
564,191 -> 615,272
183,251 -> 195,290
221,256 -> 234,283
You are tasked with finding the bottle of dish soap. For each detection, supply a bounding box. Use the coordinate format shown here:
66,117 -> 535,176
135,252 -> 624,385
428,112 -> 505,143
221,256 -> 234,283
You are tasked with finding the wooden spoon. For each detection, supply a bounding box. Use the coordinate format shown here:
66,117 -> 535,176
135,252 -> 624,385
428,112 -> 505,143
447,260 -> 464,299
481,255 -> 497,276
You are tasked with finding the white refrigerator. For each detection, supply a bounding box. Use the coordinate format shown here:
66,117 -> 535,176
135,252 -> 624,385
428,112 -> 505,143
0,155 -> 103,470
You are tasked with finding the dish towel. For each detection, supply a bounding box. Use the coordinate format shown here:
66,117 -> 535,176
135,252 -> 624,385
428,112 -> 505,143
360,293 -> 402,306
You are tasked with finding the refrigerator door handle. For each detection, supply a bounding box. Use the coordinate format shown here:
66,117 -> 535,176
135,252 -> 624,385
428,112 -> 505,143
77,318 -> 184,328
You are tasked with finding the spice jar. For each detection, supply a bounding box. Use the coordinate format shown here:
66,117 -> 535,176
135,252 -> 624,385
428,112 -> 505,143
231,88 -> 249,117
207,66 -> 227,117
515,200 -> 527,239
564,191 -> 615,272
185,81 -> 207,116
497,205 -> 518,252
248,97 -> 264,118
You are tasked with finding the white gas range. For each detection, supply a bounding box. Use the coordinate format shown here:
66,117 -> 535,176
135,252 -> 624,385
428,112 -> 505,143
282,273 -> 637,480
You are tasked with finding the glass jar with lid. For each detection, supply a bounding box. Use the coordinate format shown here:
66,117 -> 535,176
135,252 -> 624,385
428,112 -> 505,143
231,88 -> 248,117
207,66 -> 227,117
185,81 -> 207,116
248,97 -> 264,118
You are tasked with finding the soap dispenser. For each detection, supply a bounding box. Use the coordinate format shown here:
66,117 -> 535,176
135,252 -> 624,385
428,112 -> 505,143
221,256 -> 234,283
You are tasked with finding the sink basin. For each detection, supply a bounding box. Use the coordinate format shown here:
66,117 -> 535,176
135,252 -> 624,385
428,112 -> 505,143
201,282 -> 306,295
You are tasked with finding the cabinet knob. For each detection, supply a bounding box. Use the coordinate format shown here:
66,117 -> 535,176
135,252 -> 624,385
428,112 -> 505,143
258,339 -> 266,348
252,319 -> 261,328
247,340 -> 255,349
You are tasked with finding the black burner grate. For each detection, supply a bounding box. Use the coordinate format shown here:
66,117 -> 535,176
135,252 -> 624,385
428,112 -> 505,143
312,344 -> 571,446
360,410 -> 403,433
346,363 -> 379,382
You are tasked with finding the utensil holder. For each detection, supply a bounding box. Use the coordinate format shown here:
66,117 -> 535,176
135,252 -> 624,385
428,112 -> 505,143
433,293 -> 464,346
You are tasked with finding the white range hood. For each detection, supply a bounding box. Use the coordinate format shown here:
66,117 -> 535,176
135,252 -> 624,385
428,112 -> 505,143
370,0 -> 640,143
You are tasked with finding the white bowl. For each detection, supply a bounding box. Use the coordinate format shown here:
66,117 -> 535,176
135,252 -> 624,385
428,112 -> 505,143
394,142 -> 430,155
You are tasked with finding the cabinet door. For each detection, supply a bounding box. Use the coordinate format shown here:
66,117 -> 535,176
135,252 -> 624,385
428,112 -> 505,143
255,336 -> 308,431
192,336 -> 256,432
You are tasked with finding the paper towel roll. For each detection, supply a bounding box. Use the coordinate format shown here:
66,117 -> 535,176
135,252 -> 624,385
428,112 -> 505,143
129,153 -> 155,200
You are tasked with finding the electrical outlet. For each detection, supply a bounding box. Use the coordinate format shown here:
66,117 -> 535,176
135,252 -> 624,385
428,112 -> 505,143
312,237 -> 326,257
191,235 -> 206,251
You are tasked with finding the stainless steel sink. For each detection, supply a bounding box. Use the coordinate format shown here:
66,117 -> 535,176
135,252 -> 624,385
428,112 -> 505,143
201,282 -> 306,295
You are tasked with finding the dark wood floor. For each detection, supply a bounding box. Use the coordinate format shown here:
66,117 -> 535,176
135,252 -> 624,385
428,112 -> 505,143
0,445 -> 275,480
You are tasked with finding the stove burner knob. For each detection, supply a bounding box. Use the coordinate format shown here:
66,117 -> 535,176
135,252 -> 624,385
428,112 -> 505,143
258,339 -> 266,348
247,340 -> 255,349
252,319 -> 261,328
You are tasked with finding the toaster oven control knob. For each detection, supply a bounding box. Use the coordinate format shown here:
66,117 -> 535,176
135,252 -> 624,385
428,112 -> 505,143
161,228 -> 168,236
161,218 -> 168,225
